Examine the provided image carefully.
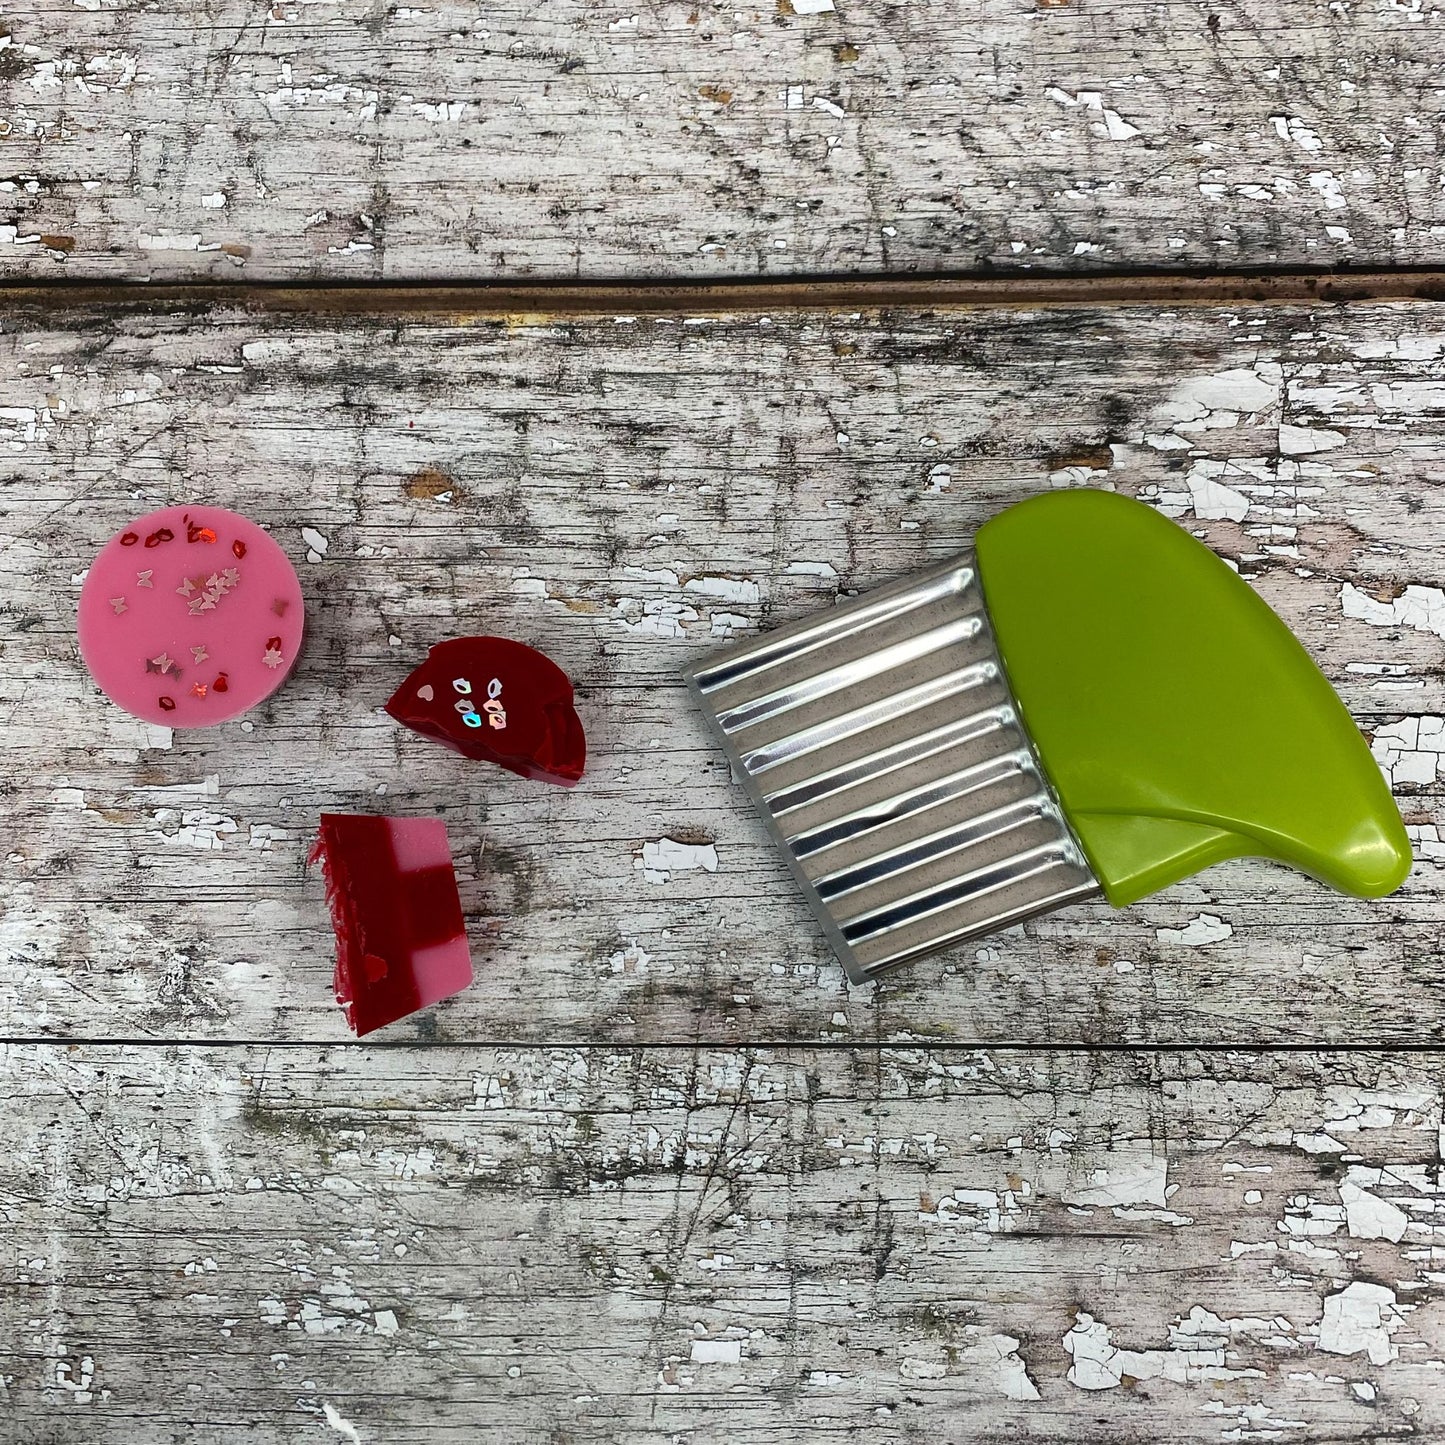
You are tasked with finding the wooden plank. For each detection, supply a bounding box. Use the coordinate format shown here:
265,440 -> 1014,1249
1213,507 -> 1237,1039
1,298 -> 1442,1047
4,1042 -> 1445,1442
1,0 -> 1439,280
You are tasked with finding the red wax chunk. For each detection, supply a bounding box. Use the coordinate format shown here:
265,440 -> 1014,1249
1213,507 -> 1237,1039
309,813 -> 473,1036
384,636 -> 586,786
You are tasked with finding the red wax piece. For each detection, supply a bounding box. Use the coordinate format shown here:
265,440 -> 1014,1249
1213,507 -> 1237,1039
384,636 -> 586,786
77,503 -> 305,728
309,814 -> 474,1036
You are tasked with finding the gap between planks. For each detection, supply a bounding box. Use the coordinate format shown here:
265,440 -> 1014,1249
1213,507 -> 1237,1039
7,267 -> 1445,319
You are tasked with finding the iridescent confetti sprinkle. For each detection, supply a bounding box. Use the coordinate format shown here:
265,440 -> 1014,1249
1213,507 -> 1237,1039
191,644 -> 209,664
136,570 -> 154,588
109,597 -> 127,615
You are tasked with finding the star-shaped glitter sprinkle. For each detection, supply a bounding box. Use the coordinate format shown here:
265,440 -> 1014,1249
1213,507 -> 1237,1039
190,682 -> 208,698
263,646 -> 284,669
191,644 -> 209,664
109,597 -> 127,615
136,570 -> 153,588
146,652 -> 176,675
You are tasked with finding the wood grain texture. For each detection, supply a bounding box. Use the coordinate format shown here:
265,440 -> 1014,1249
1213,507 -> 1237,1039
5,1042 -> 1445,1442
1,298 -> 1441,1047
1,0 -> 1441,280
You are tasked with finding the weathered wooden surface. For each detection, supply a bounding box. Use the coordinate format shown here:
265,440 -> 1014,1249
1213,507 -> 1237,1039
2,0 -> 1442,280
1,299 -> 1441,1047
5,1043 -> 1445,1443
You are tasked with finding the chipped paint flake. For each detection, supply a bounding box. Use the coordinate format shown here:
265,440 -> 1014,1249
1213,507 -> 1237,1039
1307,171 -> 1348,209
637,837 -> 719,882
321,1401 -> 362,1443
1316,1281 -> 1404,1365
151,808 -> 239,850
1045,87 -> 1141,141
1062,1148 -> 1168,1208
301,526 -> 330,563
1185,463 -> 1251,522
1278,424 -> 1346,455
683,576 -> 760,605
689,1338 -> 741,1364
1157,913 -> 1233,946
1371,716 -> 1443,786
1342,582 -> 1445,641
1340,1178 -> 1409,1242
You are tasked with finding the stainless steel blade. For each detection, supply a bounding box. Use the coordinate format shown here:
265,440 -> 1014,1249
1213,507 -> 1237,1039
686,552 -> 1102,984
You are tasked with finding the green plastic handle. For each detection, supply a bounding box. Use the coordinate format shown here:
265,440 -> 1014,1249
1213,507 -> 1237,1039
975,489 -> 1412,906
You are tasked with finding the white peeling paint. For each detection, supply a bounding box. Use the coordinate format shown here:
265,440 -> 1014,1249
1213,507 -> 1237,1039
301,526 -> 330,563
684,576 -> 760,605
1045,87 -> 1141,141
622,565 -> 681,586
1062,1148 -> 1167,1208
412,100 -> 473,123
1063,1310 -> 1260,1391
1168,366 -> 1279,418
690,1339 -> 741,1364
139,232 -> 202,251
710,611 -> 750,638
151,808 -> 238,850
637,837 -> 718,883
1308,171 -> 1348,209
1157,913 -> 1233,946
1340,1180 -> 1410,1242
1271,115 -> 1324,153
321,1401 -> 362,1443
608,940 -> 653,974
1278,424 -> 1345,455
1371,717 -> 1443,787
785,560 -> 838,579
613,597 -> 697,637
1185,463 -> 1251,522
54,1355 -> 97,1403
1341,582 -> 1445,641
789,0 -> 836,12
1316,1281 -> 1403,1365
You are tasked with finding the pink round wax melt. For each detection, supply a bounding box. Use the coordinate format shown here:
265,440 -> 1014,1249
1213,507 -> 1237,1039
78,504 -> 305,728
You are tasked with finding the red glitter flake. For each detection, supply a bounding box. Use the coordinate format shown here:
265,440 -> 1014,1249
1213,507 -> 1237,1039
119,531 -> 139,547
158,695 -> 177,712
187,522 -> 218,544
232,539 -> 247,559
212,673 -> 229,693
191,682 -> 208,699
144,527 -> 175,548
267,635 -> 282,652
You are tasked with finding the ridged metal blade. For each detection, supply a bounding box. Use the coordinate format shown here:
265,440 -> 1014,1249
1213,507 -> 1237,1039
685,552 -> 1101,984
